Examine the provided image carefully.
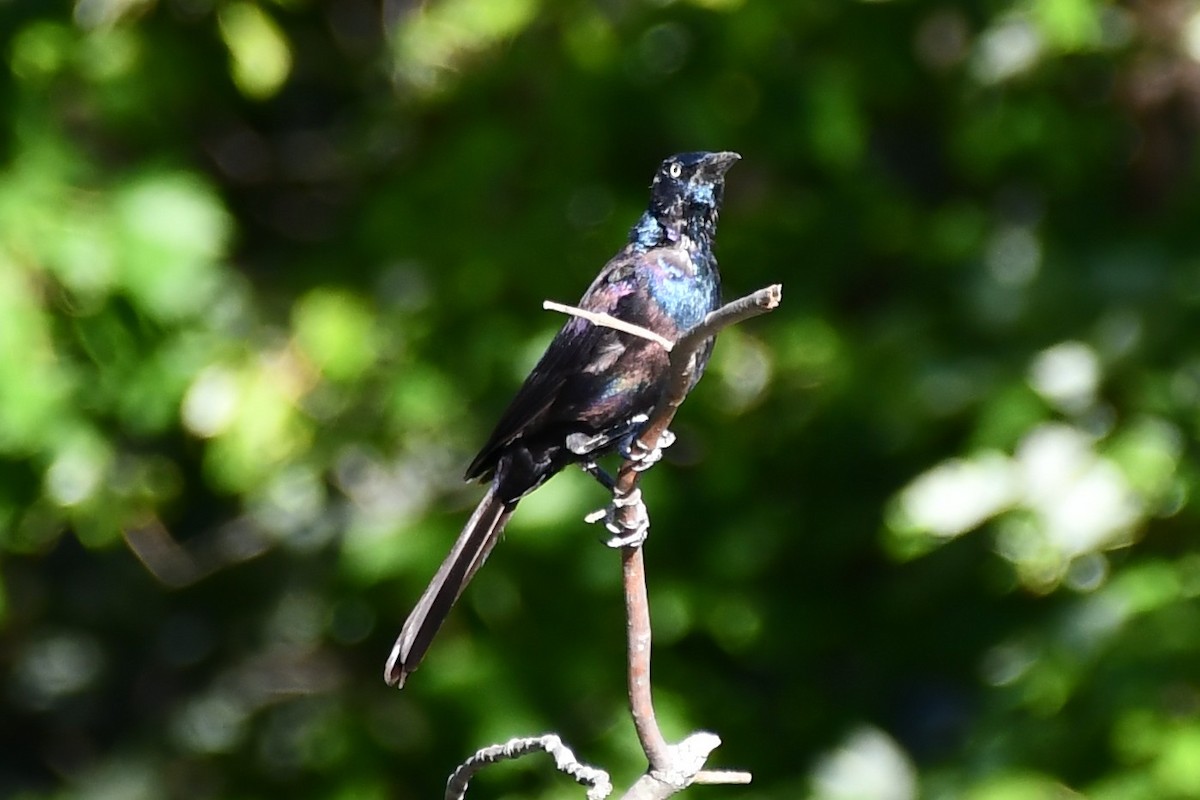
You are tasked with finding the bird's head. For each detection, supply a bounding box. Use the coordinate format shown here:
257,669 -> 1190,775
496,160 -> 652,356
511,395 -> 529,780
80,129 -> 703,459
638,151 -> 740,247
650,151 -> 739,218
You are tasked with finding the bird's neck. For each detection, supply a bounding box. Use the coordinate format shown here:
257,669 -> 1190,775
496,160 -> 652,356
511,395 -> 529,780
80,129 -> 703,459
629,208 -> 719,253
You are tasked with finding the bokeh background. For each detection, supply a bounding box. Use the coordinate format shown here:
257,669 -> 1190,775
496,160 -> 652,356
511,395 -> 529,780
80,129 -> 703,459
4,0 -> 1200,798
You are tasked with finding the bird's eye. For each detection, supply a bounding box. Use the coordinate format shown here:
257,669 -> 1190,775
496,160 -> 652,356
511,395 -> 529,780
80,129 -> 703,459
668,162 -> 682,178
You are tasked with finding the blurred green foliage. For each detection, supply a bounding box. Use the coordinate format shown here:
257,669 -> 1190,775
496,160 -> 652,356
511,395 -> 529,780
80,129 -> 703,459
2,0 -> 1200,798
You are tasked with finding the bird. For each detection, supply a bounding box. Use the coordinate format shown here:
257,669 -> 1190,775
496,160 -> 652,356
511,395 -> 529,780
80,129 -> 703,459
385,151 -> 740,687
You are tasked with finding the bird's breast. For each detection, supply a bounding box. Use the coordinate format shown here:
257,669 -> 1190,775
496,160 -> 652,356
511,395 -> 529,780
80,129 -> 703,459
646,256 -> 716,331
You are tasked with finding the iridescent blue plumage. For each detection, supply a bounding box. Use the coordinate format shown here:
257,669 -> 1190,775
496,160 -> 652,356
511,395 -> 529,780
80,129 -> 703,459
386,151 -> 739,687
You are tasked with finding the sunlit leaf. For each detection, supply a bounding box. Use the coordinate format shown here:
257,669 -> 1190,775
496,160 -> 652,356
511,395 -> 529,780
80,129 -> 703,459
292,289 -> 379,382
390,0 -> 538,93
114,172 -> 233,320
218,1 -> 293,100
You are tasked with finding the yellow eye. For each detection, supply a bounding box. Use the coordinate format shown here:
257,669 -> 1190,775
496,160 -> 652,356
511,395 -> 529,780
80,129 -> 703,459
668,162 -> 682,178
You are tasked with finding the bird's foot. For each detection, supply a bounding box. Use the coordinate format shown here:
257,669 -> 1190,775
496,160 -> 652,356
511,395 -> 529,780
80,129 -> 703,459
584,487 -> 650,548
620,429 -> 676,472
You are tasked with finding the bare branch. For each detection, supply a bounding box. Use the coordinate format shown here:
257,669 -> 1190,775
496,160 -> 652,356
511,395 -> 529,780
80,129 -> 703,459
623,546 -> 669,768
445,734 -> 613,800
608,284 -> 779,791
644,284 -> 783,466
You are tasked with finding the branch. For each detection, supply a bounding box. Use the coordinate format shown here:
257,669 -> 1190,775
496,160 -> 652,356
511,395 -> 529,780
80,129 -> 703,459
614,284 -> 780,790
622,545 -> 668,765
621,734 -> 753,800
628,284 -> 783,491
445,734 -> 613,800
618,548 -> 754,799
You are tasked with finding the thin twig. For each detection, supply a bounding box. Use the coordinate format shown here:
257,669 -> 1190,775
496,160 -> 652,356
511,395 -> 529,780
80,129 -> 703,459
693,770 -> 754,785
445,734 -> 613,800
544,300 -> 676,351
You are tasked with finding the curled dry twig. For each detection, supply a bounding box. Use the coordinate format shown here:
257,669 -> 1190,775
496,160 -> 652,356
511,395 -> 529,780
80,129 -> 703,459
445,734 -> 613,800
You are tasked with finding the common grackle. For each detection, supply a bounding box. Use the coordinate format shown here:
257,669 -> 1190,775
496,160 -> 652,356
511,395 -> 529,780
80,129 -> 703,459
385,151 -> 740,687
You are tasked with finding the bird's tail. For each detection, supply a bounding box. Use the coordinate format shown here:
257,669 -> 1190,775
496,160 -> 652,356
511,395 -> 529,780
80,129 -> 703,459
385,484 -> 514,687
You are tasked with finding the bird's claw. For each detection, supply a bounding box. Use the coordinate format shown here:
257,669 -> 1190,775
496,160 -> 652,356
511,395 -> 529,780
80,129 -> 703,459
620,429 -> 677,472
585,487 -> 650,548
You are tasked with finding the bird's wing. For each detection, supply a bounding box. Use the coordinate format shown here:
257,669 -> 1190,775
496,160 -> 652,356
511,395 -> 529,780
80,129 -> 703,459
463,253 -> 639,482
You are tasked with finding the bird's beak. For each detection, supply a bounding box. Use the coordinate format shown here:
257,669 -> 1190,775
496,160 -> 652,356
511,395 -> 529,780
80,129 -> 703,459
701,151 -> 741,176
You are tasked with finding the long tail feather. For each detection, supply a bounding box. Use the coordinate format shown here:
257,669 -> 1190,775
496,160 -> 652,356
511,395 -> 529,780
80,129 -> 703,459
385,485 -> 514,687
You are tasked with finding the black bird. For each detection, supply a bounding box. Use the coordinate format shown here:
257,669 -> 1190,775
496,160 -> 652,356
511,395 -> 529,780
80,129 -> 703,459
385,151 -> 739,687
